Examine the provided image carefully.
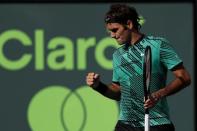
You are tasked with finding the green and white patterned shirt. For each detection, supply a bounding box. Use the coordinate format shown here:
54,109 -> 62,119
112,35 -> 182,127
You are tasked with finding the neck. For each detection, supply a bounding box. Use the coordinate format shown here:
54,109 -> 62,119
130,31 -> 143,45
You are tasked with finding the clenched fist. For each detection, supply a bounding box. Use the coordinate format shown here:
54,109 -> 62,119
86,72 -> 100,88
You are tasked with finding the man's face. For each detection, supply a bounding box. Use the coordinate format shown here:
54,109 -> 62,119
106,23 -> 131,45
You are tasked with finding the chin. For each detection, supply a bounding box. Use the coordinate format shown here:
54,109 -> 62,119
117,42 -> 123,45
117,41 -> 124,45
117,41 -> 125,45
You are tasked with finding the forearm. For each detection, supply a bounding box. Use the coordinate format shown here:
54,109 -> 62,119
93,82 -> 121,101
153,75 -> 191,99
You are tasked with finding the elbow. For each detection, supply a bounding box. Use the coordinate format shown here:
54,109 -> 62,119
177,71 -> 191,88
182,71 -> 191,87
185,76 -> 191,87
182,68 -> 191,87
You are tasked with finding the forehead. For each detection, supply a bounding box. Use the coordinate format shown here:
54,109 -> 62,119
106,23 -> 123,30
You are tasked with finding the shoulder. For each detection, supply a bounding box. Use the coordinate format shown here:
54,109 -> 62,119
143,35 -> 172,50
145,35 -> 170,45
113,44 -> 126,57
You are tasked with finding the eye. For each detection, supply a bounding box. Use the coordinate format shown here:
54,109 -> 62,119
111,28 -> 118,33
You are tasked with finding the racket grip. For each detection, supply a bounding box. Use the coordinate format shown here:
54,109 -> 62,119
145,114 -> 150,131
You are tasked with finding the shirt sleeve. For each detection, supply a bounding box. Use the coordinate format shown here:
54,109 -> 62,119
160,39 -> 183,70
112,53 -> 120,82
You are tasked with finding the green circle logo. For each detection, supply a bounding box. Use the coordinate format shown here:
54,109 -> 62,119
27,85 -> 119,131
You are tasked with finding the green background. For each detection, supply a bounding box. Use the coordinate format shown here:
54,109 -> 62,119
0,3 -> 194,131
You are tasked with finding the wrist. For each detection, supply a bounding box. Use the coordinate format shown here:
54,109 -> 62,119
93,82 -> 108,94
152,88 -> 166,100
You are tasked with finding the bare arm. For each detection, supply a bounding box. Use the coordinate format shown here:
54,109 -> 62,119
144,65 -> 191,109
154,65 -> 191,98
95,82 -> 121,101
86,72 -> 121,101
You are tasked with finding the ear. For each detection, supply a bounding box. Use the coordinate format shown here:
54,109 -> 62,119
126,20 -> 133,30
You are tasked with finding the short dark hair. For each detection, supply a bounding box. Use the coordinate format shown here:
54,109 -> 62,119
104,4 -> 141,30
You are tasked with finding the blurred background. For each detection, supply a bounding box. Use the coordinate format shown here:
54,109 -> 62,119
0,1 -> 196,131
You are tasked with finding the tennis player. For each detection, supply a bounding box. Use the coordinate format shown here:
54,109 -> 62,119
86,4 -> 191,131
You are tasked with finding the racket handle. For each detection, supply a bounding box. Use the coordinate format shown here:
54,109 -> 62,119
145,114 -> 150,131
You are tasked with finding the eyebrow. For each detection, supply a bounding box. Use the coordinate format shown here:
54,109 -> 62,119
107,28 -> 118,33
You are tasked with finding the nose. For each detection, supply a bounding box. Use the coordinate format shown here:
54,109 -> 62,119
110,32 -> 116,39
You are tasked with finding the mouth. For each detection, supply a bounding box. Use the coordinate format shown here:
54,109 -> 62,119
117,38 -> 123,44
117,38 -> 121,42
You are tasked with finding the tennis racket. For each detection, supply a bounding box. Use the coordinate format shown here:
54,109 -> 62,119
143,46 -> 152,131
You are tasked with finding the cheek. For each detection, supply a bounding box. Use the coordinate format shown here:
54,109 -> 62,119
119,29 -> 129,39
122,32 -> 129,39
125,31 -> 131,38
